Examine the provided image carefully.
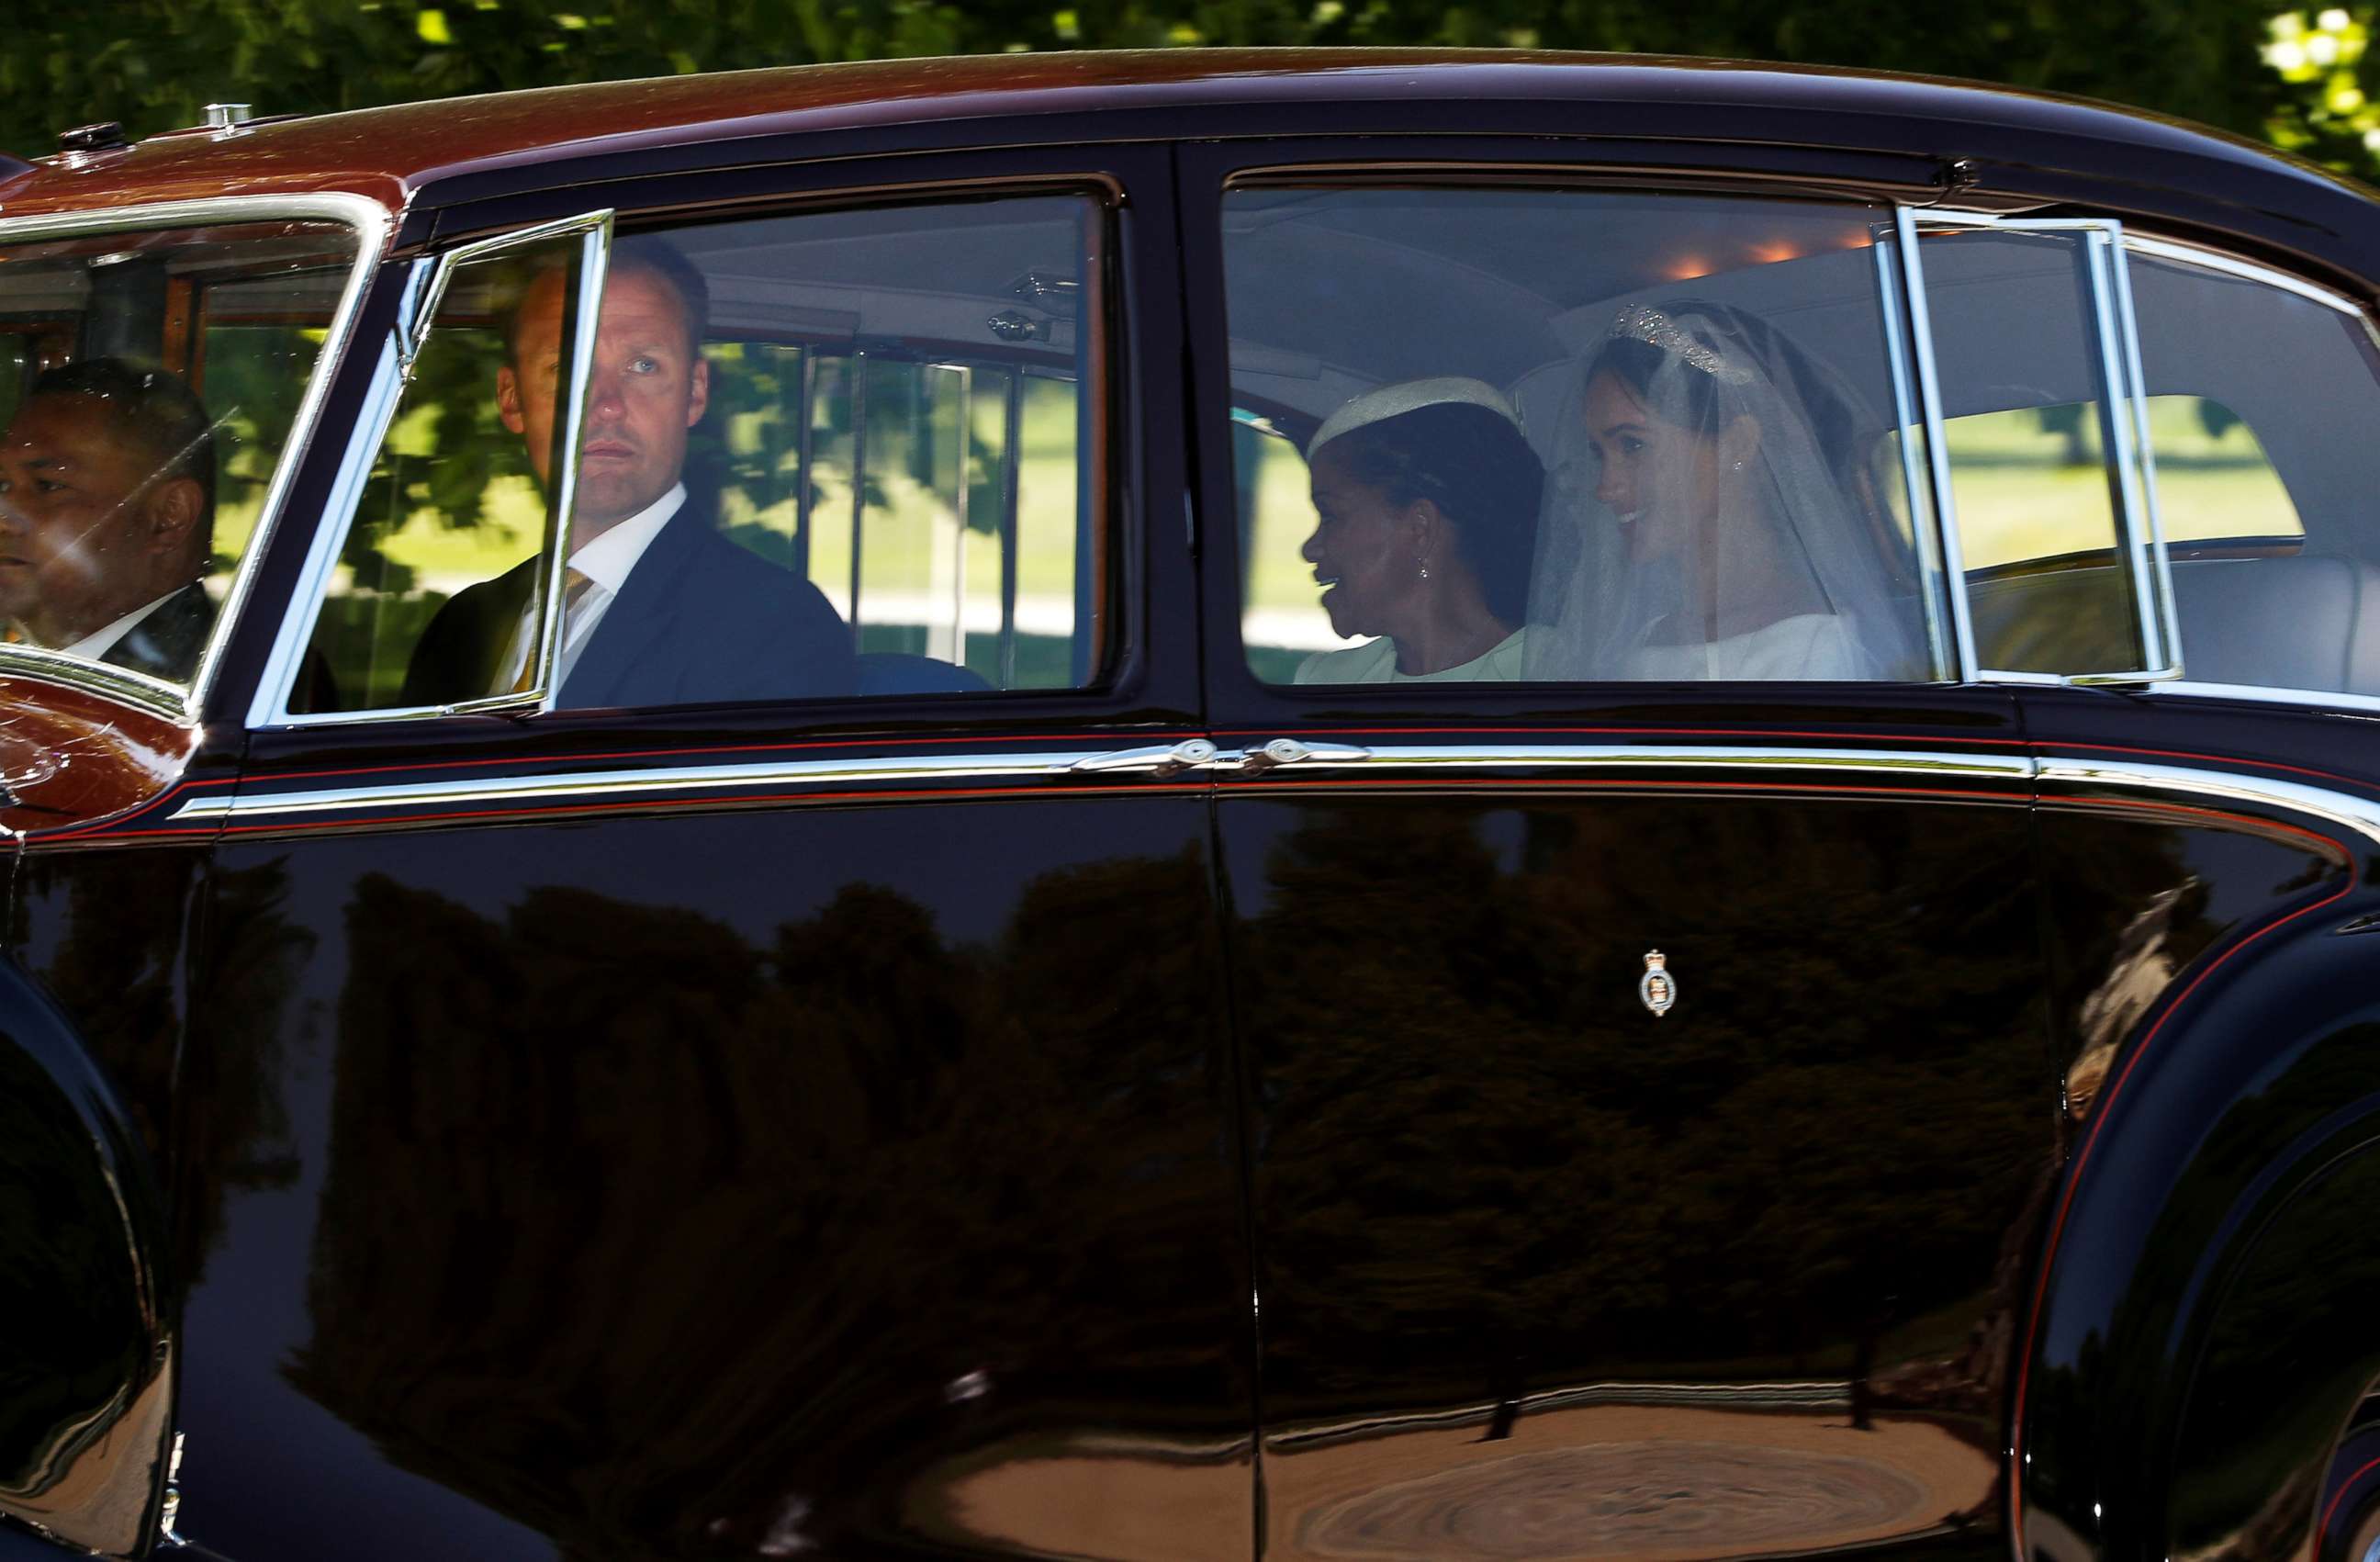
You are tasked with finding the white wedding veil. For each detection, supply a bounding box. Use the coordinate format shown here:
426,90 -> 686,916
1521,299 -> 1924,681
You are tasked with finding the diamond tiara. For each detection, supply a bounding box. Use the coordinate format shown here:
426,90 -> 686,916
1609,305 -> 1755,385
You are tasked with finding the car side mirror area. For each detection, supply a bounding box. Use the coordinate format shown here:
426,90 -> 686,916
0,962 -> 172,1557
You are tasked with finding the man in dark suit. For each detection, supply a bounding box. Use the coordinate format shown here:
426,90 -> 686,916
401,237 -> 854,710
0,358 -> 219,683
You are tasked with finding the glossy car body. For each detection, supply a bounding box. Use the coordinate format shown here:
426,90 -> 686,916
1,48 -> 2379,1562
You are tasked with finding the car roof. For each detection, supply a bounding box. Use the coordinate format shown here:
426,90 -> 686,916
1,49 -> 2372,277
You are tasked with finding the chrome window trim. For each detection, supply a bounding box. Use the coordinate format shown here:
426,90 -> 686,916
0,193 -> 390,725
256,210 -> 615,728
2123,233 -> 2367,317
245,321 -> 411,729
1903,207 -> 2182,686
1870,221 -> 1955,680
2106,231 -> 2183,675
2081,222 -> 2176,679
525,215 -> 615,717
1891,206 -> 1980,683
0,646 -> 185,718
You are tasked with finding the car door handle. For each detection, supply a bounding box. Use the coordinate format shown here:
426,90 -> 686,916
1062,739 -> 1219,778
1237,738 -> 1374,775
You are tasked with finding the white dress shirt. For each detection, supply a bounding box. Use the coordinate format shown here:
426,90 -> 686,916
500,483 -> 685,691
61,588 -> 185,663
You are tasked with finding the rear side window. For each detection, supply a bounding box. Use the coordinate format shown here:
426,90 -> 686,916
1220,186 -> 1943,687
2129,249 -> 2380,696
1920,398 -> 2298,576
1948,240 -> 2380,698
1903,395 -> 2302,678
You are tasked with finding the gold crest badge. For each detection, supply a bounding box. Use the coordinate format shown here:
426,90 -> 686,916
1639,950 -> 1677,1017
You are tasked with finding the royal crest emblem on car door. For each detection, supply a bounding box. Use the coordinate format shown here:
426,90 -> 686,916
1639,950 -> 1677,1017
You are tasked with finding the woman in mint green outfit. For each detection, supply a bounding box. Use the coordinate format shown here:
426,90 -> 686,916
1294,377 -> 1544,684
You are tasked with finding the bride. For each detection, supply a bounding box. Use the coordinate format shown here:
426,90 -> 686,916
1524,299 -> 1923,682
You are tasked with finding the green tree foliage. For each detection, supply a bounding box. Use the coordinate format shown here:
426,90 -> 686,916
2259,6 -> 2380,179
0,0 -> 2300,163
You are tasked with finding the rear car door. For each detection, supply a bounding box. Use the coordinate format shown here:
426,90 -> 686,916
1185,145 -> 2060,1562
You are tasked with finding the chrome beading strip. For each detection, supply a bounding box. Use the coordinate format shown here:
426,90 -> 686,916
177,743 -> 2036,826
171,747 -> 1144,822
1290,743 -> 2035,781
173,743 -> 2380,863
2038,756 -> 2380,848
0,194 -> 392,726
2148,680 -> 2380,717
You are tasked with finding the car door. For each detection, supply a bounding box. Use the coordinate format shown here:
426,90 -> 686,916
169,144 -> 1255,1562
0,198 -> 377,1559
1184,146 -> 2067,1562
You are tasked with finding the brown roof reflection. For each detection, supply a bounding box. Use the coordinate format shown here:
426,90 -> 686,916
0,48 -> 2314,223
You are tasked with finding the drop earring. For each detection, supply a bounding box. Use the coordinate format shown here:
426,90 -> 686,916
1417,558 -> 1431,580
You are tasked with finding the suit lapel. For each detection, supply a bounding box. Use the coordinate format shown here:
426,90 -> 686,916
558,509 -> 702,705
472,559 -> 542,697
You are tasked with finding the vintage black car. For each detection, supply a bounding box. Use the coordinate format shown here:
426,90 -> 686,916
4,47 -> 2380,1562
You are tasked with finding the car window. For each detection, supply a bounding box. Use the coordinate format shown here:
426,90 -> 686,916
1945,237 -> 2380,696
1895,393 -> 2302,678
1912,222 -> 2190,680
288,192 -> 1109,719
1895,397 -> 2298,575
0,218 -> 360,695
1220,185 -> 1943,686
1232,408 -> 1317,684
287,228 -> 592,714
2129,247 -> 2380,696
199,320 -> 343,577
701,346 -> 1094,691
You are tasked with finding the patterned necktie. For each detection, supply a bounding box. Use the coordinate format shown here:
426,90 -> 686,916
511,567 -> 599,694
